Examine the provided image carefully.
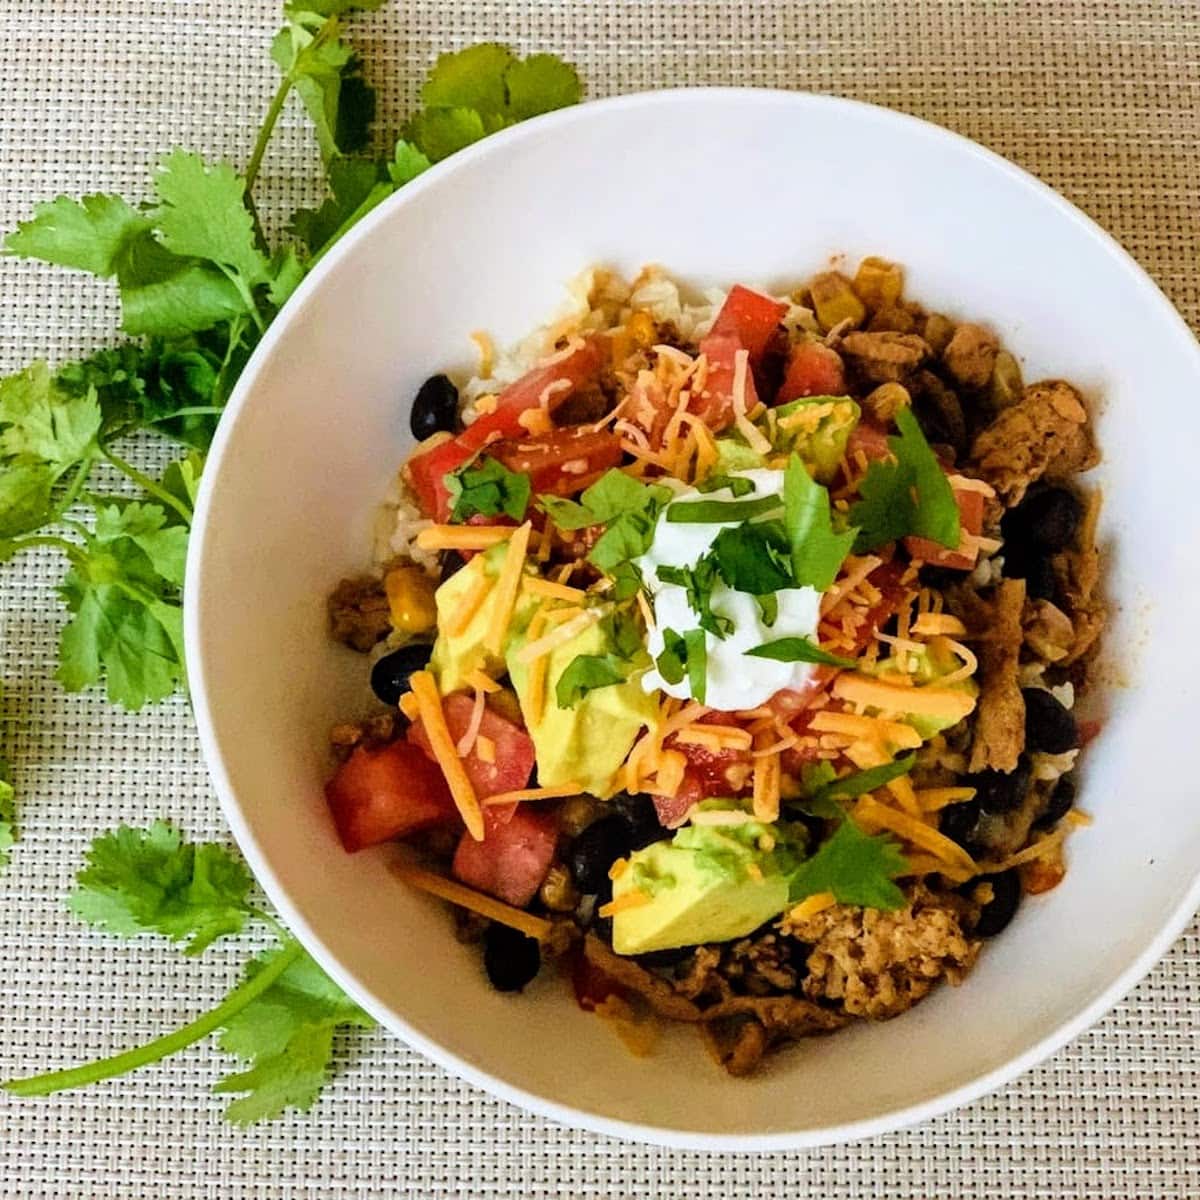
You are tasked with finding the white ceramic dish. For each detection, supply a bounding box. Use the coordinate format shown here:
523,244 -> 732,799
186,89 -> 1200,1149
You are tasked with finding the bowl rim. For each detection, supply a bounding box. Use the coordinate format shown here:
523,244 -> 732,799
185,85 -> 1200,1151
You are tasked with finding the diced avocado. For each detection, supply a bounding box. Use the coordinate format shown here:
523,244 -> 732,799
871,639 -> 979,739
611,805 -> 808,955
429,544 -> 537,694
713,437 -> 767,474
772,395 -> 860,483
506,617 -> 658,798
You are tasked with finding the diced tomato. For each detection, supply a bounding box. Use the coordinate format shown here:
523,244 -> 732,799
325,740 -> 459,853
489,427 -> 623,497
571,950 -> 623,1012
844,418 -> 892,464
691,287 -> 787,432
408,693 -> 535,807
708,285 -> 789,361
404,436 -> 474,521
904,480 -> 985,571
778,341 -> 847,403
651,713 -> 754,828
451,805 -> 558,907
459,336 -> 609,451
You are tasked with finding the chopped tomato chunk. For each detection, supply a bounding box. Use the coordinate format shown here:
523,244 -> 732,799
451,805 -> 557,908
489,427 -> 623,497
778,341 -> 847,403
325,740 -> 458,853
708,284 -> 789,360
404,436 -> 474,522
408,693 -> 535,810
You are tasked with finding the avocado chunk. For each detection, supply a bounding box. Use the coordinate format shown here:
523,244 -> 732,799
611,805 -> 808,955
772,395 -> 860,483
712,436 -> 767,474
429,544 -> 537,694
870,639 -> 979,739
506,617 -> 658,798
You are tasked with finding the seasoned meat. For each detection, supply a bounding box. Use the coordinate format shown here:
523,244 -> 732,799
786,884 -> 980,1020
328,711 -> 400,760
582,935 -> 703,1022
942,322 -> 999,390
328,575 -> 392,652
969,380 -> 1098,504
702,1016 -> 767,1077
867,304 -> 919,334
1022,597 -> 1075,664
1051,492 -> 1105,665
840,331 -> 930,383
954,578 -> 1027,773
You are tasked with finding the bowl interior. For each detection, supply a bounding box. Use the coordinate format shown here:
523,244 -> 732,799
188,90 -> 1200,1148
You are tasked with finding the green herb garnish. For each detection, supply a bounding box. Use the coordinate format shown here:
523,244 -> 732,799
809,754 -> 917,803
788,817 -> 908,910
747,638 -> 856,668
666,495 -> 781,524
445,455 -> 530,522
783,453 -> 857,591
555,654 -> 628,708
695,473 -> 756,497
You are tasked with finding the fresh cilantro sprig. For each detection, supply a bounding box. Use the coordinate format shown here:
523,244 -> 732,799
555,609 -> 646,708
4,823 -> 373,1124
747,637 -> 855,668
654,626 -> 708,703
445,456 -> 530,523
849,406 -> 960,552
788,816 -> 909,910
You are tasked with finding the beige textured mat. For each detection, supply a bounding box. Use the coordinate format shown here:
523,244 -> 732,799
1,2 -> 1198,1196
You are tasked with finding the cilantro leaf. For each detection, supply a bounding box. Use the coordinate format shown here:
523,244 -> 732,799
57,503 -> 187,709
582,470 -> 671,522
445,456 -> 530,522
0,758 -> 14,875
4,194 -> 150,277
556,653 -> 628,708
405,107 -> 488,163
388,140 -> 432,186
784,453 -> 856,591
151,151 -> 270,288
538,493 -> 595,530
160,450 -> 205,518
0,361 -> 101,470
655,628 -> 688,686
849,406 -> 959,551
657,558 -> 732,638
709,522 -> 793,594
789,816 -> 908,909
504,54 -> 582,119
748,637 -> 855,668
422,44 -> 515,115
214,944 -> 374,1124
695,473 -> 755,497
599,607 -> 644,660
684,628 -> 708,703
666,495 -> 781,524
809,754 -> 917,803
68,821 -> 254,955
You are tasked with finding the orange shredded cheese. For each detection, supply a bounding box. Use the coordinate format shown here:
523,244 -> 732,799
910,612 -> 968,638
483,521 -> 532,654
808,710 -> 923,750
469,329 -> 495,378
675,725 -> 754,752
525,577 -> 587,603
652,748 -> 688,797
409,670 -> 484,841
855,795 -> 977,874
514,605 -> 603,665
916,786 -> 978,812
788,891 -> 837,922
416,525 -> 516,551
518,407 -> 555,435
392,859 -> 551,940
597,890 -> 651,918
446,570 -> 494,638
482,781 -> 586,806
977,828 -> 1069,874
832,673 -> 977,721
475,734 -> 496,764
609,857 -> 629,880
465,668 -> 501,694
398,691 -> 420,720
752,746 -> 782,822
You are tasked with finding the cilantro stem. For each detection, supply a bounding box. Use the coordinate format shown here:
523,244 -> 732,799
144,406 -> 225,423
243,73 -> 293,215
101,448 -> 193,525
2,534 -> 83,563
51,451 -> 97,521
3,938 -> 304,1098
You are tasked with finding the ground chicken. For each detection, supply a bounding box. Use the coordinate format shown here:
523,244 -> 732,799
788,884 -> 980,1019
942,322 -> 999,390
328,575 -> 392,651
953,577 -> 1027,772
969,380 -> 1098,504
840,331 -> 930,383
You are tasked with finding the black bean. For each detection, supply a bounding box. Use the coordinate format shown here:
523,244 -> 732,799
611,793 -> 666,850
969,755 -> 1032,815
438,549 -> 467,584
370,643 -> 433,706
939,797 -> 984,856
971,870 -> 1022,937
1033,774 -> 1076,830
482,922 -> 541,992
568,815 -> 633,894
409,374 -> 460,441
1023,688 -> 1079,754
1007,486 -> 1081,552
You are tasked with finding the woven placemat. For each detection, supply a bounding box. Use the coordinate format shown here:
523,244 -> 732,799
2,2 -> 1198,1196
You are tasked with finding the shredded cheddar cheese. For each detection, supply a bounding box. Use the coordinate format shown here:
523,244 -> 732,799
392,859 -> 551,940
465,668 -> 501,694
482,781 -> 586,806
416,525 -> 515,551
788,891 -> 837,922
832,673 -> 977,722
525,577 -> 587,603
446,570 -> 494,638
483,522 -> 532,654
598,890 -> 651,918
514,605 -> 604,665
855,795 -> 977,874
475,734 -> 496,764
910,612 -> 968,637
409,670 -> 484,841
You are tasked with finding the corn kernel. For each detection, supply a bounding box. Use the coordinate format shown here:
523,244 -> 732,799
864,381 -> 911,423
385,565 -> 437,634
853,256 -> 904,312
809,271 -> 866,332
627,310 -> 657,347
990,349 -> 1024,410
923,313 -> 956,356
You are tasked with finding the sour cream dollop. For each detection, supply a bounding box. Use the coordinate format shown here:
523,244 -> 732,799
636,468 -> 822,711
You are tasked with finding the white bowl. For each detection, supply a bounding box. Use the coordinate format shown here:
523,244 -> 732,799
186,89 -> 1200,1149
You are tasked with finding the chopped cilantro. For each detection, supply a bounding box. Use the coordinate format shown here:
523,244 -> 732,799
656,558 -> 732,638
788,817 -> 909,909
655,628 -> 688,686
809,754 -> 917,803
684,628 -> 708,703
783,453 -> 856,591
666,495 -> 781,524
695,473 -> 756,497
747,637 -> 855,668
555,654 -> 628,708
444,455 -> 530,522
849,406 -> 960,552
709,521 -> 793,595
